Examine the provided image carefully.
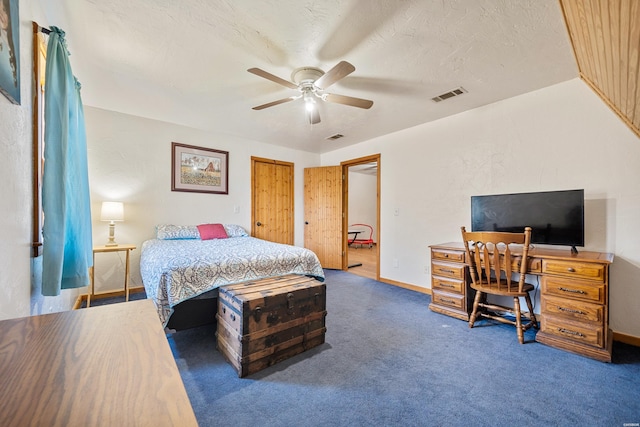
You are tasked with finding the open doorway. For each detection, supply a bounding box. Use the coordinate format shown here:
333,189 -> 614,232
341,155 -> 380,280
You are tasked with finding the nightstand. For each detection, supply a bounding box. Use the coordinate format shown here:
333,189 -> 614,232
88,244 -> 136,307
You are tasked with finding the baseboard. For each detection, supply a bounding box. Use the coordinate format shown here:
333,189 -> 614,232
378,279 -> 640,348
613,331 -> 640,347
73,286 -> 145,310
379,277 -> 431,295
94,286 -> 145,299
71,281 -> 640,349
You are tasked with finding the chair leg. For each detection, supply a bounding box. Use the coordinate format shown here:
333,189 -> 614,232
524,293 -> 538,329
514,297 -> 524,344
469,291 -> 483,328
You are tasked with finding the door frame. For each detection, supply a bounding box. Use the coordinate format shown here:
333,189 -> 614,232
341,154 -> 381,278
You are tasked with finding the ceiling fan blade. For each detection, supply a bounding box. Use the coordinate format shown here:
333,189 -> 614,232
307,107 -> 321,124
247,68 -> 298,90
323,93 -> 373,109
314,61 -> 355,90
252,97 -> 297,110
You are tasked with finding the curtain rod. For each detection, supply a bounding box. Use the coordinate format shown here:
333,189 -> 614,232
34,22 -> 51,34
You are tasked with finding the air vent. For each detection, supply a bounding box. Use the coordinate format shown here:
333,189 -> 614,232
431,87 -> 467,103
326,133 -> 344,140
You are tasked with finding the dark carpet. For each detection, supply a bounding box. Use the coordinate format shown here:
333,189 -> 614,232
164,270 -> 640,426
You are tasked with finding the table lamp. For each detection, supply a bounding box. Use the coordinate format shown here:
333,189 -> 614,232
100,201 -> 124,246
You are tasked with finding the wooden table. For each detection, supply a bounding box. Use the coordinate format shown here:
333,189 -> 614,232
0,300 -> 198,427
88,244 -> 136,307
347,229 -> 361,246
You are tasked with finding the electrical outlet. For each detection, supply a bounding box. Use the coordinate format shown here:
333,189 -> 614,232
393,258 -> 399,268
233,205 -> 240,214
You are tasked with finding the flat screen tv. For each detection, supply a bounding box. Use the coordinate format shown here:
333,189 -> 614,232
471,189 -> 584,252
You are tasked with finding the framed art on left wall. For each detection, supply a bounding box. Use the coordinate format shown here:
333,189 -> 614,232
171,142 -> 229,194
0,0 -> 20,104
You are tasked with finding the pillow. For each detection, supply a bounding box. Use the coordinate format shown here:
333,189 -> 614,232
197,223 -> 228,240
223,224 -> 249,237
156,224 -> 200,240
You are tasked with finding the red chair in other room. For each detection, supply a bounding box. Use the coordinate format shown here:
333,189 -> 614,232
348,224 -> 374,248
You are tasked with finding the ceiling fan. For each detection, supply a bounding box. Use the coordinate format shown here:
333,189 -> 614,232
247,61 -> 374,125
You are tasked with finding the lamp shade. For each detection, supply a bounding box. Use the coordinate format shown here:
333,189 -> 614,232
100,202 -> 124,222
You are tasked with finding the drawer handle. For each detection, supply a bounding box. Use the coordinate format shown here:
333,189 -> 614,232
558,327 -> 585,338
253,306 -> 263,322
558,287 -> 586,295
566,267 -> 576,273
439,283 -> 455,288
557,306 -> 585,315
440,269 -> 455,274
440,298 -> 456,305
287,293 -> 295,310
443,254 -> 449,258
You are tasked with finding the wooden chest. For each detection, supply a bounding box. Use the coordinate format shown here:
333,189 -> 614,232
216,274 -> 327,377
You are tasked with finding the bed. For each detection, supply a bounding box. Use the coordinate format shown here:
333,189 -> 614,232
140,224 -> 325,328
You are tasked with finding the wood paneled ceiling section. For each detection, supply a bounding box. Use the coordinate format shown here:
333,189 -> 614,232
560,0 -> 640,138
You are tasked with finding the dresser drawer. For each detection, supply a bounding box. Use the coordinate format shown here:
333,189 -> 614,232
431,290 -> 465,311
542,259 -> 606,282
431,277 -> 464,294
431,261 -> 466,280
476,254 -> 542,273
513,257 -> 542,274
540,316 -> 604,348
431,248 -> 465,263
541,276 -> 605,304
541,295 -> 604,324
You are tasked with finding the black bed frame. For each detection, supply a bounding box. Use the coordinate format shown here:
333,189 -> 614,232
165,297 -> 218,331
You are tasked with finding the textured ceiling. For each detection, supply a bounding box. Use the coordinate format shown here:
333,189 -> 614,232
38,0 -> 578,153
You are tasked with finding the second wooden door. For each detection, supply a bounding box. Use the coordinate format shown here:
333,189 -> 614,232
304,166 -> 343,269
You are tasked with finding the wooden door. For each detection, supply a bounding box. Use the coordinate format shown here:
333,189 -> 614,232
251,157 -> 294,244
304,166 -> 342,269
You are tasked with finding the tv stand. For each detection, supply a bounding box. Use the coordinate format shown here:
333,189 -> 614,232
571,246 -> 579,255
429,242 -> 614,362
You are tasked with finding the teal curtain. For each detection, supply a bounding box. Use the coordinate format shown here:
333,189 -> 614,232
41,27 -> 93,296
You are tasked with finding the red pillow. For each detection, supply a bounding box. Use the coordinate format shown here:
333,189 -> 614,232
197,223 -> 228,240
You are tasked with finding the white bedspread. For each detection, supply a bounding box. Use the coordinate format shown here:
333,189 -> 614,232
140,236 -> 325,325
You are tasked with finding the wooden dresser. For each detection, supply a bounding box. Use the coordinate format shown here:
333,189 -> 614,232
429,242 -> 614,362
0,300 -> 198,427
429,244 -> 473,321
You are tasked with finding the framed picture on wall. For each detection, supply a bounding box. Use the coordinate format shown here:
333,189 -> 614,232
0,0 -> 20,104
171,142 -> 229,194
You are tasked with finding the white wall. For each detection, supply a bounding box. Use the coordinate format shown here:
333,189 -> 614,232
322,78 -> 640,338
0,3 -> 33,320
0,0 -> 80,320
84,107 -> 321,293
348,171 -> 377,242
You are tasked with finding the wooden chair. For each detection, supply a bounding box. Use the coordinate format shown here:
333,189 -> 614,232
461,226 -> 538,344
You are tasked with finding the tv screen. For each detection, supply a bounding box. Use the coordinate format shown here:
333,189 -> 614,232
471,189 -> 584,248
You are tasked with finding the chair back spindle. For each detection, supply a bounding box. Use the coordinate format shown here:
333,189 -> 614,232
462,228 -> 531,295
